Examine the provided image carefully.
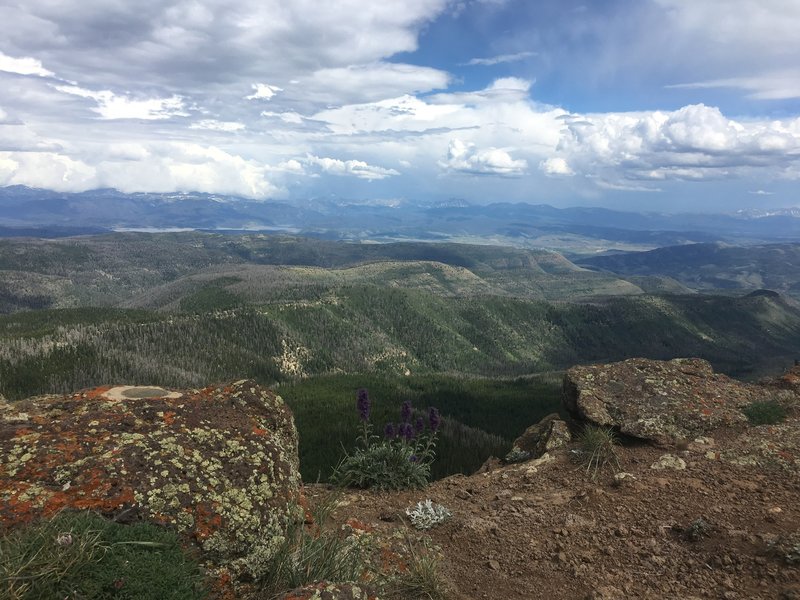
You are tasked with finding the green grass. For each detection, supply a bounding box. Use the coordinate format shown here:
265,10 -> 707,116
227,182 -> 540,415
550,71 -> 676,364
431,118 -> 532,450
256,494 -> 370,599
743,399 -> 788,425
0,510 -> 209,600
576,425 -> 621,480
382,542 -> 451,600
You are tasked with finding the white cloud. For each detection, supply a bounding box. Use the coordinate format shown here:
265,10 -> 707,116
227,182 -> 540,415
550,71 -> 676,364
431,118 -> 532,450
245,83 -> 283,100
539,157 -> 573,177
296,63 -> 450,103
667,70 -> 800,100
0,151 -> 95,190
749,189 -> 774,195
189,119 -> 245,132
463,51 -> 535,66
261,111 -> 305,124
0,143 -> 282,198
546,104 -> 800,185
440,139 -> 527,176
0,51 -> 54,77
54,85 -> 186,120
1,1 -> 451,91
305,155 -> 400,180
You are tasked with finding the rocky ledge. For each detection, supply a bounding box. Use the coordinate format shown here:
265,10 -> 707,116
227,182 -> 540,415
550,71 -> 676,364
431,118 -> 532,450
0,380 -> 301,585
563,357 -> 794,443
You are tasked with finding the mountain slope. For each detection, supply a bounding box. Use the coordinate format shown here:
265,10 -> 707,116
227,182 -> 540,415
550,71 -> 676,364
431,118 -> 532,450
578,242 -> 800,297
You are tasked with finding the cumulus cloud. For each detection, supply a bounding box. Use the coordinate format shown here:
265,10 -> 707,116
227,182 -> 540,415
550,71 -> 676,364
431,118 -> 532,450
539,157 -> 573,177
0,143 -> 282,197
305,155 -> 400,180
245,83 -> 283,100
0,51 -> 54,77
546,104 -> 800,185
54,85 -> 186,120
0,151 -> 95,191
463,51 -> 535,66
440,139 -> 527,176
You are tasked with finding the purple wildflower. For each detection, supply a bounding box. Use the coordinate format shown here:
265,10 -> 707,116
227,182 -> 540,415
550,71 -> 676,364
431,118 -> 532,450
384,422 -> 396,439
400,400 -> 413,423
409,455 -> 418,463
356,388 -> 370,422
414,416 -> 425,434
400,422 -> 415,441
428,407 -> 441,432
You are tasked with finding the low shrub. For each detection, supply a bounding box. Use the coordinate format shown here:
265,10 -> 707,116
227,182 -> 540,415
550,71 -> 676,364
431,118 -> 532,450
743,399 -> 787,425
405,500 -> 452,531
576,425 -> 620,480
332,390 -> 441,490
0,510 -> 208,600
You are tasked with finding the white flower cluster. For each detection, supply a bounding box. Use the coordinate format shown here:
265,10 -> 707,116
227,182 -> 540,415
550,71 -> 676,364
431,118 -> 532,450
405,499 -> 452,530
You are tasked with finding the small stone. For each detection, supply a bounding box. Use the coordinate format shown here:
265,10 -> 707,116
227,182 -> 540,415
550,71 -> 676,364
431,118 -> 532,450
613,472 -> 636,486
488,559 -> 500,571
766,506 -> 783,522
650,454 -> 686,470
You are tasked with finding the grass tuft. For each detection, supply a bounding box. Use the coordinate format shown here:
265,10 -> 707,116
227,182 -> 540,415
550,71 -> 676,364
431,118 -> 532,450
576,425 -> 621,480
382,542 -> 451,600
257,493 -> 370,599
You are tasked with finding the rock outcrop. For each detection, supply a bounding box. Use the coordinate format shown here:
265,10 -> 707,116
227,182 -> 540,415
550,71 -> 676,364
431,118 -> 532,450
0,380 -> 300,582
562,357 -> 770,442
505,413 -> 571,462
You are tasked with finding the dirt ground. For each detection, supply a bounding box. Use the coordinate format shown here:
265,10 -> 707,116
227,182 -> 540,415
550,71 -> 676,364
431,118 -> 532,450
313,422 -> 800,600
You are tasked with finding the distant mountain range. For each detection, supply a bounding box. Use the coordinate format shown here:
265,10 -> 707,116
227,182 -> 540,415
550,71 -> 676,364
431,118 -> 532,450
1,186 -> 799,252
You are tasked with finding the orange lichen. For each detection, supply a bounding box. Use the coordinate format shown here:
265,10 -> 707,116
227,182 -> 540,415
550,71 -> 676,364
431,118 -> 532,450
82,385 -> 114,400
162,411 -> 177,426
211,571 -> 236,600
380,546 -> 408,573
345,517 -> 374,534
252,426 -> 267,436
193,503 -> 223,541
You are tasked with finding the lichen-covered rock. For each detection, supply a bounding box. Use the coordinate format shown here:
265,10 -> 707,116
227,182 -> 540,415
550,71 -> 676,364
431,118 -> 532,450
506,413 -> 571,462
562,358 -> 768,442
277,582 -> 380,600
0,380 -> 301,582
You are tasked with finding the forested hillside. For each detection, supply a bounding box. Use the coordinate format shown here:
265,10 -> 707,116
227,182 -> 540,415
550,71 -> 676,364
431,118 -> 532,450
2,290 -> 799,401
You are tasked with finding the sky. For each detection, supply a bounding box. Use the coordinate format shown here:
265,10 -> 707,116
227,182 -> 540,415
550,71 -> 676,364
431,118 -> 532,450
1,0 -> 800,212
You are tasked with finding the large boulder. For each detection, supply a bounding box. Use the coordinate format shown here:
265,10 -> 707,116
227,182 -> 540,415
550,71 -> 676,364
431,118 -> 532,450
0,380 -> 301,582
506,413 -> 571,463
562,358 -> 768,442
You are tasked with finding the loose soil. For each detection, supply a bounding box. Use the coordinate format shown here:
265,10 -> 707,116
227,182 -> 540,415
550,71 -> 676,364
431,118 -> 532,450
312,423 -> 800,599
